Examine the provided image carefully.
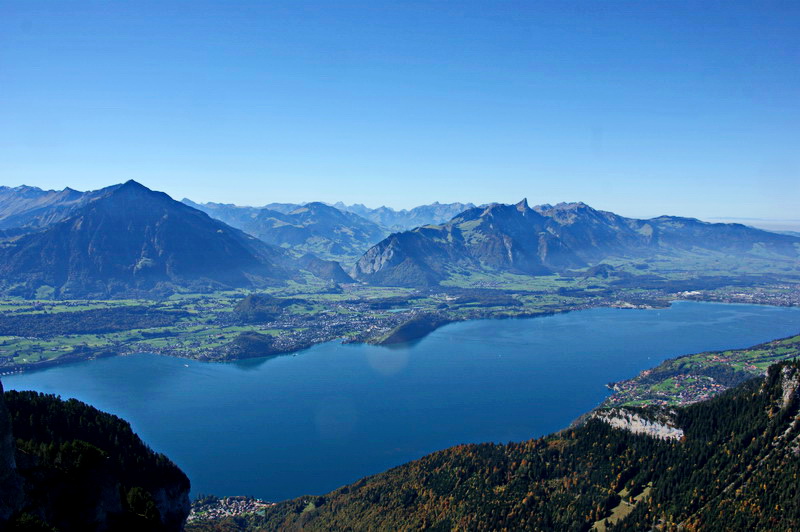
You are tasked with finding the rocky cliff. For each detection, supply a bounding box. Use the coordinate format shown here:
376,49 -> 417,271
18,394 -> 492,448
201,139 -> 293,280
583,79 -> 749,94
591,407 -> 685,441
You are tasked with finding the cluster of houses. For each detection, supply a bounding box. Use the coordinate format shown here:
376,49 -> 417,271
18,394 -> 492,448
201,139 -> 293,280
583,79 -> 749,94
188,496 -> 273,522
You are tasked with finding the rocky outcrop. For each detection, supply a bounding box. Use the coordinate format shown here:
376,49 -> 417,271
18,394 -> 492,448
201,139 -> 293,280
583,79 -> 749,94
152,483 -> 193,531
592,408 -> 684,441
779,365 -> 800,410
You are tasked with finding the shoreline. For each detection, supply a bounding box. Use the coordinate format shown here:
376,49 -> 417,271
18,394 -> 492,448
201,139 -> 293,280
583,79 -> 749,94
0,299 -> 665,375
4,303 -> 799,508
3,298 -> 791,376
566,332 -> 800,431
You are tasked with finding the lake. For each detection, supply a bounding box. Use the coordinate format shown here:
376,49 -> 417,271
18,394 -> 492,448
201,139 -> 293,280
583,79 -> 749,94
4,301 -> 799,501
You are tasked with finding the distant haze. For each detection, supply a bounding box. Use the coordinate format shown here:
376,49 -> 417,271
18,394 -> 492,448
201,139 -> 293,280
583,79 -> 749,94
708,218 -> 800,235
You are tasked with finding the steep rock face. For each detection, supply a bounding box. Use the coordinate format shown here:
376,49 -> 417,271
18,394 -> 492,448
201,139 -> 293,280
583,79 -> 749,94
0,181 -> 295,298
592,408 -> 684,441
152,483 -> 193,531
351,200 -> 604,286
446,200 -> 581,271
352,199 -> 800,286
780,365 -> 800,410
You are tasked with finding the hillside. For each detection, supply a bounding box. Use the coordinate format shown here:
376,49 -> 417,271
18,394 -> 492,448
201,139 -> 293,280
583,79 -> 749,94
183,200 -> 386,264
0,181 -> 300,298
189,360 -> 800,531
352,200 -> 800,287
603,334 -> 800,408
238,203 -> 385,264
0,380 -> 190,531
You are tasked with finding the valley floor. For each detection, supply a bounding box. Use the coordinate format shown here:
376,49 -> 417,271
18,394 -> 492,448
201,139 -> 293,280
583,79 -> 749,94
1,275 -> 797,375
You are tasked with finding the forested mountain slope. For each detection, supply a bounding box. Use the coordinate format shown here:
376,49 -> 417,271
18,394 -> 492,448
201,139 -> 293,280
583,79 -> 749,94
0,381 -> 190,531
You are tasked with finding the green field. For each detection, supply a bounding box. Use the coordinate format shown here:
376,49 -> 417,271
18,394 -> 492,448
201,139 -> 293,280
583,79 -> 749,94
603,334 -> 800,408
1,265 -> 797,375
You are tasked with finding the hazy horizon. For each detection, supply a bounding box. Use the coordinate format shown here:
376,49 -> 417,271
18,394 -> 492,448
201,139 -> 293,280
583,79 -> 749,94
4,179 -> 800,233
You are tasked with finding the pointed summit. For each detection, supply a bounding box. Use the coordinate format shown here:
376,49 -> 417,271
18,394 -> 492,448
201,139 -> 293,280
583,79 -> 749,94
117,179 -> 149,192
103,180 -> 176,207
0,181 -> 297,297
352,197 -> 800,288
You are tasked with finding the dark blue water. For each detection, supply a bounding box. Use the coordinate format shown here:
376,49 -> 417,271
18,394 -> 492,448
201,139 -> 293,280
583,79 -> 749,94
4,301 -> 799,501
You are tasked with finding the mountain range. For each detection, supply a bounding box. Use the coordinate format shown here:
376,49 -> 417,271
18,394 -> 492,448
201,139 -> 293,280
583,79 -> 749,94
181,198 -> 479,263
1,182 -> 798,298
183,198 -> 475,235
0,185 -> 100,232
0,181 -> 348,298
183,199 -> 387,263
352,199 -> 800,286
333,201 -> 477,231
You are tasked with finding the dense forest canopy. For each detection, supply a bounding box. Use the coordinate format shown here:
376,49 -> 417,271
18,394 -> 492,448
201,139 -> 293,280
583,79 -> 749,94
2,389 -> 190,531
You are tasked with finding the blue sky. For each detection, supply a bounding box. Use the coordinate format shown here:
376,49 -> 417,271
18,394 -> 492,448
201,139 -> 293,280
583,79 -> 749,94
0,1 -> 798,219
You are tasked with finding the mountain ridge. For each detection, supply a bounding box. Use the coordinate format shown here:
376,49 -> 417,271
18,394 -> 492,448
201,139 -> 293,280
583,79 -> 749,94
0,181 -> 308,298
335,200 -> 477,231
352,199 -> 800,286
182,199 -> 386,264
0,184 -> 95,232
180,198 -> 482,263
